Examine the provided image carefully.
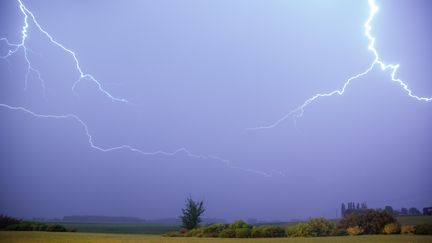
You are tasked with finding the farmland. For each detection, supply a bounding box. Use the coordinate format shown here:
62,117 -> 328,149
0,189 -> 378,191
1,216 -> 431,242
42,215 -> 431,235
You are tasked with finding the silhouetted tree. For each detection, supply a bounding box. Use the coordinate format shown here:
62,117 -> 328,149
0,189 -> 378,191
408,207 -> 421,216
341,203 -> 346,217
180,196 -> 205,230
384,206 -> 394,215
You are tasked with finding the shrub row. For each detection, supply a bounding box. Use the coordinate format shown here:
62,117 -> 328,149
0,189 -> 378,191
286,218 -> 335,237
166,211 -> 432,238
344,223 -> 432,235
0,214 -> 21,229
4,221 -> 70,232
164,220 -> 286,238
1,214 -> 74,232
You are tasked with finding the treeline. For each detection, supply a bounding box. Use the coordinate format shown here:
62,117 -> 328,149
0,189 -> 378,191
166,209 -> 432,238
341,202 -> 429,217
0,214 -> 73,232
383,206 -> 422,216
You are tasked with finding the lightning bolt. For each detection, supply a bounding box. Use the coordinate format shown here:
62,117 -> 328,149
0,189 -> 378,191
248,0 -> 432,130
0,0 -> 283,177
0,103 -> 282,177
1,0 -> 127,103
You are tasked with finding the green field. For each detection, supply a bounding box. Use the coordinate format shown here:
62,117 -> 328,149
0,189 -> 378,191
397,216 -> 432,225
1,232 -> 432,243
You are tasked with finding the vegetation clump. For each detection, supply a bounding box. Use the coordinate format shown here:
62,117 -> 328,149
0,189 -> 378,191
286,218 -> 334,237
251,225 -> 286,238
201,223 -> 226,237
400,225 -> 415,234
165,220 -> 285,238
234,228 -> 251,238
383,223 -> 400,234
415,224 -> 432,235
346,226 -> 363,236
286,222 -> 313,237
0,215 -> 21,230
338,209 -> 396,234
0,214 -> 71,232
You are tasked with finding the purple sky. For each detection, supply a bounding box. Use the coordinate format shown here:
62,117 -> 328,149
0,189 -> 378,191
0,0 -> 431,221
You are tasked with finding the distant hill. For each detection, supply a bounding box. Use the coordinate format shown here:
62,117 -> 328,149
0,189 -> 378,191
62,215 -> 146,224
145,217 -> 227,225
61,215 -> 226,225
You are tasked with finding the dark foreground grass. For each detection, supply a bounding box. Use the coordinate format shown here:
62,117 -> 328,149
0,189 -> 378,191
1,232 -> 432,243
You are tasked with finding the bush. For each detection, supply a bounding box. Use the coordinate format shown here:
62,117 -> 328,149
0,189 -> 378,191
307,218 -> 335,237
252,226 -> 286,238
186,228 -> 203,237
415,224 -> 432,235
346,226 -> 363,236
167,222 -> 283,238
5,222 -> 33,231
4,224 -> 20,231
400,225 -> 415,234
235,228 -> 251,238
0,215 -> 21,230
46,224 -> 67,232
229,220 -> 250,229
286,218 -> 335,237
4,221 -> 67,232
286,223 -> 313,237
251,226 -> 265,238
202,224 -> 227,237
36,224 -> 47,231
331,228 -> 347,236
383,223 -> 400,234
338,209 -> 396,234
219,228 -> 236,238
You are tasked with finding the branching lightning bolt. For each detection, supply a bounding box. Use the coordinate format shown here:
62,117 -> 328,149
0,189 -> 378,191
0,103 -> 281,177
1,0 -> 127,103
0,0 -> 283,177
248,0 -> 432,131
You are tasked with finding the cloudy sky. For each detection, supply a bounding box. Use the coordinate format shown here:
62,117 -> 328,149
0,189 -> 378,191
1,0 -> 431,221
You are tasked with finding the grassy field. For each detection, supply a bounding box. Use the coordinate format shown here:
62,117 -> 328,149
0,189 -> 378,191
397,216 -> 432,225
1,231 -> 432,243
